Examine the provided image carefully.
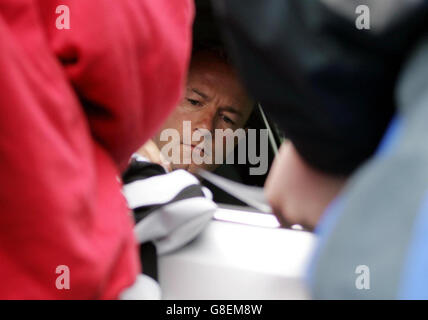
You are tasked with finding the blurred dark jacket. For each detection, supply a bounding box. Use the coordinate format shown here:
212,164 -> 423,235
212,0 -> 428,175
213,0 -> 428,299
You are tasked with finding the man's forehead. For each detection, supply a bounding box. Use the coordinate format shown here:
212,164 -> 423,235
188,61 -> 235,84
187,66 -> 247,101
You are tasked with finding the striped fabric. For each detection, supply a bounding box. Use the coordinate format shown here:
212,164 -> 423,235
123,155 -> 217,256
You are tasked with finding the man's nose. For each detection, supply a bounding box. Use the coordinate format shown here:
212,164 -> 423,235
193,109 -> 215,134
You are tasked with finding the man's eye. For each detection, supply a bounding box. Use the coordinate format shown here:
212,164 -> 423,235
222,115 -> 235,125
187,98 -> 201,106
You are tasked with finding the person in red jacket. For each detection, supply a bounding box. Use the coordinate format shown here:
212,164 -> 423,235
0,0 -> 193,299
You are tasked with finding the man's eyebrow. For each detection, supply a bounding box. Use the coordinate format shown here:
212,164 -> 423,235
189,88 -> 243,116
190,88 -> 209,99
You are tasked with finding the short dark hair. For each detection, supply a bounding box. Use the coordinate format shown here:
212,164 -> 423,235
192,42 -> 230,64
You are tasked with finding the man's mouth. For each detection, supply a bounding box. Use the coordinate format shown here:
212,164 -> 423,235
182,143 -> 202,151
182,143 -> 209,155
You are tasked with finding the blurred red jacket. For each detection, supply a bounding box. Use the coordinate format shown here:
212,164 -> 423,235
0,0 -> 193,299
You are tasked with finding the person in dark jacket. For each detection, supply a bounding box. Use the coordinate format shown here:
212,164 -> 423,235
212,0 -> 428,298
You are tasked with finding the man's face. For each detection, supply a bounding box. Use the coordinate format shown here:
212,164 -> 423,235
154,50 -> 253,173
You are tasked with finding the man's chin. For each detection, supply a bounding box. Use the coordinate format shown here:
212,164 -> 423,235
171,162 -> 217,175
171,163 -> 191,172
173,163 -> 200,174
